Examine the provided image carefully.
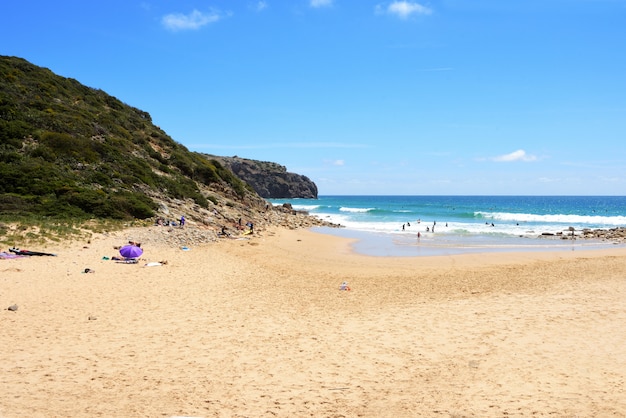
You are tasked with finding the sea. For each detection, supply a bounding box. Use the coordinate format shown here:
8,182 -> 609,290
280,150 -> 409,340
267,196 -> 626,256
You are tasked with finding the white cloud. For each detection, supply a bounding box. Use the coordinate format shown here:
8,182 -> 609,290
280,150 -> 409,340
492,149 -> 538,162
255,1 -> 268,11
538,177 -> 559,183
162,9 -> 222,31
310,0 -> 333,8
333,159 -> 345,166
377,1 -> 432,19
598,175 -> 622,183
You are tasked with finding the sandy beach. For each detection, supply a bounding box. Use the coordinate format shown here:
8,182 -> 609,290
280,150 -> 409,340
1,225 -> 625,417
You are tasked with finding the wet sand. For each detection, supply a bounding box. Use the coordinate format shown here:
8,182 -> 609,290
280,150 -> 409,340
1,226 -> 625,417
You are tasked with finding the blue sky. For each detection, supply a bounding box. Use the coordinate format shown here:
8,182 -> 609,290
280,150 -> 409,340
2,1 -> 625,195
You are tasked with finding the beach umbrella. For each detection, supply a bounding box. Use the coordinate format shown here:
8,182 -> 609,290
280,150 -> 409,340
119,245 -> 143,259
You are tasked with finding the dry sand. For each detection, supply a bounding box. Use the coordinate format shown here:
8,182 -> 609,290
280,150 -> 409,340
1,226 -> 625,417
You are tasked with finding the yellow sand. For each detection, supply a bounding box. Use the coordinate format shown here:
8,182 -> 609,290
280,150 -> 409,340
1,227 -> 625,417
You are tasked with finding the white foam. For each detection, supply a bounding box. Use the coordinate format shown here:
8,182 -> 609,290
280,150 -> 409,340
477,211 -> 626,225
290,204 -> 320,211
339,206 -> 374,213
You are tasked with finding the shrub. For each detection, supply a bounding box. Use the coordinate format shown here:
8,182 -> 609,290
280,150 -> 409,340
40,131 -> 99,163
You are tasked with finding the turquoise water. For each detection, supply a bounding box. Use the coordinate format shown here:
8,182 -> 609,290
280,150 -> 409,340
269,196 -> 626,256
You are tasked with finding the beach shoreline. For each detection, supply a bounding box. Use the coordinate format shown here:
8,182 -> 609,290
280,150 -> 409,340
275,195 -> 626,260
1,225 -> 625,417
312,225 -> 626,257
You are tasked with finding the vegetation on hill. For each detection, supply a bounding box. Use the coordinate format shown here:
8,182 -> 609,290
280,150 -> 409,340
0,55 -> 252,221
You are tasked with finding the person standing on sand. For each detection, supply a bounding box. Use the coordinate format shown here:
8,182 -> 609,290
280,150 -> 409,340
180,215 -> 185,227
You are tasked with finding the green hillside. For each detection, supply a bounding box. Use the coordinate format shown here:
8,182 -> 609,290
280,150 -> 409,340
0,55 -> 251,220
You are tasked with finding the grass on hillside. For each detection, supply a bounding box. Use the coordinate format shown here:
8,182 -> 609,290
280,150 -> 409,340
0,216 -> 149,248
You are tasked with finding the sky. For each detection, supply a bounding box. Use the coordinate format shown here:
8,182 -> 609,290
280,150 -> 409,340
2,0 -> 626,195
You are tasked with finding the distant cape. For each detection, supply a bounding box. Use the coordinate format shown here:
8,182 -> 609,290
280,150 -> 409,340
209,155 -> 318,199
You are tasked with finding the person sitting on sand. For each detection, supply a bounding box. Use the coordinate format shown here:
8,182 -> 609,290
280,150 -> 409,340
113,241 -> 141,250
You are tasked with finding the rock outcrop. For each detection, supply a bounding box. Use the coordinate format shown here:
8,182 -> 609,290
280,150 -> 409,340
579,227 -> 626,242
118,201 -> 341,248
540,227 -> 626,243
208,155 -> 318,199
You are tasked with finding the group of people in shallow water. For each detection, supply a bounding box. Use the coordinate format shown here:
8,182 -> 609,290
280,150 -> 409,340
404,219 -> 498,239
401,219 -> 456,239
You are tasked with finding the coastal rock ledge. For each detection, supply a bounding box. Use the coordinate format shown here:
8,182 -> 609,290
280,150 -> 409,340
580,227 -> 626,242
118,203 -> 341,248
542,227 -> 626,243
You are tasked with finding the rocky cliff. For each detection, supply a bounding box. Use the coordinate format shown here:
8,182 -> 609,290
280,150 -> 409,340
208,156 -> 318,199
